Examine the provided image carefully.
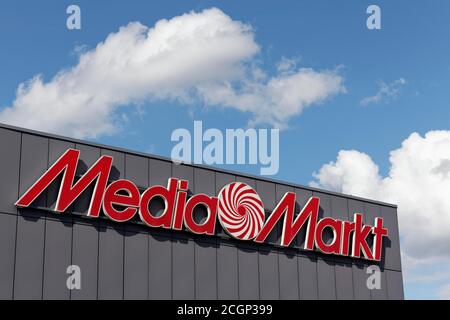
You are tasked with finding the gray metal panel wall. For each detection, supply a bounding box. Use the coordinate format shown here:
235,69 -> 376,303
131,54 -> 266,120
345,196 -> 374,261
298,255 -> 318,300
43,216 -> 72,300
124,225 -> 149,300
0,126 -> 404,300
259,247 -> 280,300
195,240 -> 218,300
278,250 -> 299,300
71,219 -> 99,300
217,242 -> 239,299
0,213 -> 16,299
172,235 -> 195,300
14,212 -> 46,299
0,128 -> 20,215
148,232 -> 172,299
98,224 -> 124,300
238,244 -> 260,299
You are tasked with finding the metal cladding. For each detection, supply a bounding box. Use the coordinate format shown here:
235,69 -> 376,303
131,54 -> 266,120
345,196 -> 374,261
0,124 -> 404,300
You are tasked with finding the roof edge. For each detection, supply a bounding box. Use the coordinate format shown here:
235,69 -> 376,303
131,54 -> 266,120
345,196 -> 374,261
0,122 -> 398,208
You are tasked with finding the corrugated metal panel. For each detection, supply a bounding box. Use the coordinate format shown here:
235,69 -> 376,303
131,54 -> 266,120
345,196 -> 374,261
195,239 -> 218,299
42,216 -> 72,300
71,219 -> 99,300
124,225 -> 149,300
98,225 -> 124,300
0,125 -> 404,300
238,243 -> 259,299
148,231 -> 172,299
0,213 -> 16,299
172,235 -> 195,299
14,213 -> 46,299
0,129 -> 20,215
217,241 -> 239,299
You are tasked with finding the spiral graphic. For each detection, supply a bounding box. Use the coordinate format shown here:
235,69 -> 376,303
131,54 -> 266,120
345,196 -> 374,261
217,182 -> 265,240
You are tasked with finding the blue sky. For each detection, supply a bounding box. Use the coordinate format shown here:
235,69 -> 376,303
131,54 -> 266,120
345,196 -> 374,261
1,0 -> 450,299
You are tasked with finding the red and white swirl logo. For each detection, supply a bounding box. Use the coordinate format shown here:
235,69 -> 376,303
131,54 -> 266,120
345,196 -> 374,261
217,182 -> 265,240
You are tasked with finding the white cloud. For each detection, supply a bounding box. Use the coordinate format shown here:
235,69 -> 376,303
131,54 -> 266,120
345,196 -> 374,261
311,130 -> 450,262
0,7 -> 345,138
276,56 -> 299,73
197,66 -> 345,128
309,149 -> 383,198
360,78 -> 406,106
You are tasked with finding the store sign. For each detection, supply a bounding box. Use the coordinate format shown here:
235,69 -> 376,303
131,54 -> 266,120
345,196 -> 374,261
15,149 -> 388,261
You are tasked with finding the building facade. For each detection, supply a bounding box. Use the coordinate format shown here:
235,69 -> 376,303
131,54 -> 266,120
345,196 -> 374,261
0,123 -> 404,300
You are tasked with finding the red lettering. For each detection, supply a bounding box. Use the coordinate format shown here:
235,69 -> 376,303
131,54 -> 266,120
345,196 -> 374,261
352,213 -> 374,260
183,194 -> 218,235
255,192 -> 296,244
139,178 -> 177,228
173,180 -> 189,230
372,217 -> 388,261
15,149 -> 112,217
15,149 -> 390,262
341,220 -> 355,256
284,197 -> 320,250
255,195 -> 320,250
102,180 -> 140,222
315,217 -> 343,255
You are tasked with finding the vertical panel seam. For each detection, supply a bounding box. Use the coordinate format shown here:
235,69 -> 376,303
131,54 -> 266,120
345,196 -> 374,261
96,222 -> 100,300
315,258 -> 319,299
147,232 -> 150,300
237,247 -> 240,300
122,225 -> 125,300
122,155 -> 126,300
216,173 -> 222,299
257,250 -> 260,300
11,133 -> 23,300
146,157 -> 150,300
277,252 -> 281,300
193,170 -> 196,300
296,255 -> 300,300
170,164 -> 173,300
41,138 -> 49,300
69,216 -> 74,300
147,158 -> 151,300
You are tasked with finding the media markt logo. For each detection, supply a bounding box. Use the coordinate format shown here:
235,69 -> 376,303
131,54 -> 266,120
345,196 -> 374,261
217,182 -> 265,240
15,149 -> 389,261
